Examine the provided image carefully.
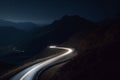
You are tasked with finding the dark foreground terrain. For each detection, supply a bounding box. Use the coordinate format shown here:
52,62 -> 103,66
49,15 -> 120,80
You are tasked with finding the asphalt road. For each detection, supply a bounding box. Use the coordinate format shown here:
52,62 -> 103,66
10,46 -> 76,80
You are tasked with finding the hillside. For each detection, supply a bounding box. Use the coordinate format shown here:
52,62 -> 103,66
0,15 -> 98,74
0,15 -> 97,64
20,15 -> 97,59
1,15 -> 120,79
50,15 -> 120,80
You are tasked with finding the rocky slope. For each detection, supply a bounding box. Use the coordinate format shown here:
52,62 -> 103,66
50,15 -> 120,80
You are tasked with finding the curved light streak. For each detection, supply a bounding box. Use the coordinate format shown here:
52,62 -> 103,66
11,46 -> 75,80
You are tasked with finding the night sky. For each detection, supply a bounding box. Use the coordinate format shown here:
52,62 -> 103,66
0,0 -> 120,24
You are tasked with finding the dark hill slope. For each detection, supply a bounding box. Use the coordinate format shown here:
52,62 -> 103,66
50,15 -> 120,80
21,15 -> 97,55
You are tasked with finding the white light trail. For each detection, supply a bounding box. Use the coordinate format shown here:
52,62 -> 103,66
11,46 -> 75,80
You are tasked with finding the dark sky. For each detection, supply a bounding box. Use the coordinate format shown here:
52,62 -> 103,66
0,0 -> 120,24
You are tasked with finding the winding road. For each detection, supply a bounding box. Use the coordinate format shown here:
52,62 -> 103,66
10,46 -> 76,80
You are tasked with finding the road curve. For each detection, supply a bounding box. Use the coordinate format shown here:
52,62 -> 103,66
10,46 -> 76,80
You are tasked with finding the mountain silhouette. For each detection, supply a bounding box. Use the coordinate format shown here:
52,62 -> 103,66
50,14 -> 120,80
22,15 -> 97,55
0,15 -> 98,64
0,19 -> 39,31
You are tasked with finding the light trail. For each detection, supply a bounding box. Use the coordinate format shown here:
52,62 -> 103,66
11,46 -> 76,80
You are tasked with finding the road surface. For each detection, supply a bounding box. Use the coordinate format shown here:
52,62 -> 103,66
10,46 -> 76,80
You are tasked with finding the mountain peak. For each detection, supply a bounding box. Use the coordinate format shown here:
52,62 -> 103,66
61,15 -> 81,20
51,15 -> 84,25
50,15 -> 97,32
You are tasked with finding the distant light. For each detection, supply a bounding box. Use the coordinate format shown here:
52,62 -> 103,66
49,46 -> 57,48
